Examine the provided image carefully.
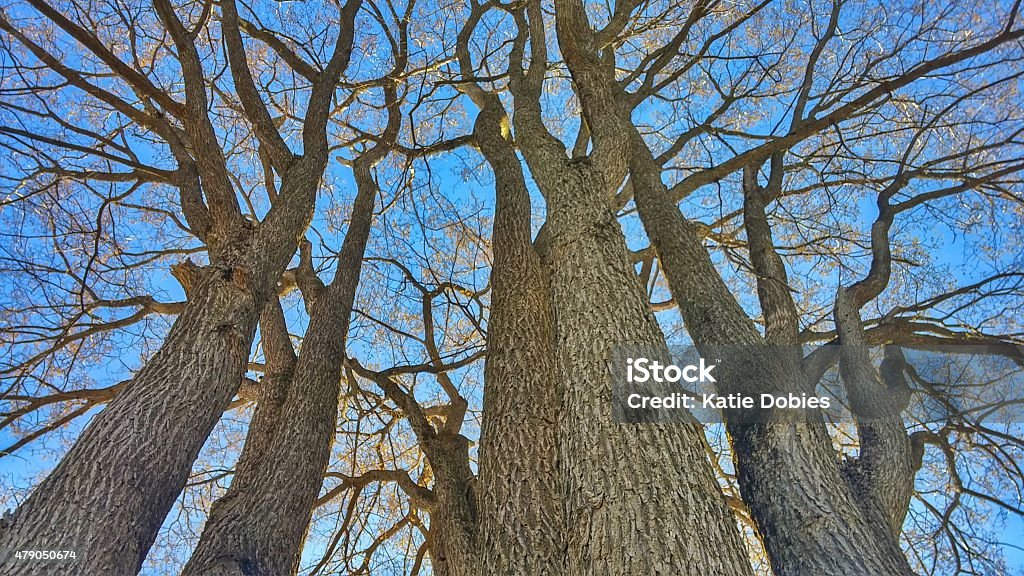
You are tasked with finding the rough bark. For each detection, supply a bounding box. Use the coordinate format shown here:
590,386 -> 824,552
425,433 -> 479,576
473,96 -> 564,576
535,0 -> 918,568
0,0 -> 358,565
494,4 -> 755,574
625,133 -> 913,575
2,164 -> 330,575
831,171 -> 918,539
179,287 -> 346,576
741,162 -> 800,350
0,150 -> 333,575
533,0 -> 921,563
181,135 -> 381,576
541,158 -> 753,575
623,133 -> 915,575
835,336 -> 915,537
225,297 -> 299,502
834,254 -> 915,538
0,262 -> 263,576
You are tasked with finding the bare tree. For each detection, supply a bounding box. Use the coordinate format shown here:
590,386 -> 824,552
0,0 -> 361,572
1,1 -> 1022,575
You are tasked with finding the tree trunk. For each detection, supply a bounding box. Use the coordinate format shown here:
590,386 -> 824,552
473,96 -> 564,576
512,131 -> 753,573
175,298 -> 295,576
181,154 -> 379,576
425,433 -> 479,576
514,3 -> 754,571
0,156 -> 325,575
0,264 -> 263,576
549,165 -> 752,576
628,141 -> 914,575
834,292 -> 916,538
180,288 -> 347,576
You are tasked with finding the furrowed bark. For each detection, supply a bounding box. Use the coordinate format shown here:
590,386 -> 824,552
541,0 -> 914,571
499,3 -> 755,574
449,9 -> 562,571
360,368 -> 477,576
424,433 -> 478,576
174,298 -> 294,576
833,182 -> 916,538
539,154 -> 753,576
180,285 -> 348,576
0,261 -> 261,575
0,166 -> 323,575
741,161 -> 800,348
473,95 -> 564,576
740,162 -> 913,573
182,116 -> 384,576
0,1 -> 360,567
229,297 -> 298,497
628,119 -> 913,576
834,296 -> 915,537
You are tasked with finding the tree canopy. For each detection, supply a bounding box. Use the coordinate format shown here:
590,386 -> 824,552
1,0 -> 1022,574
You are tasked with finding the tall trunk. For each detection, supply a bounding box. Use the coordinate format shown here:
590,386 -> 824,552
513,3 -> 753,573
495,8 -> 756,572
182,155 -> 379,576
0,154 -> 325,575
425,433 -> 479,576
539,159 -> 752,576
180,288 -> 346,576
835,292 -> 916,538
473,96 -> 564,575
534,0 -> 914,565
549,0 -> 916,557
0,0 -> 358,565
175,297 -> 294,576
628,132 -> 913,575
501,91 -> 753,570
0,261 -> 259,576
834,182 -> 917,539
